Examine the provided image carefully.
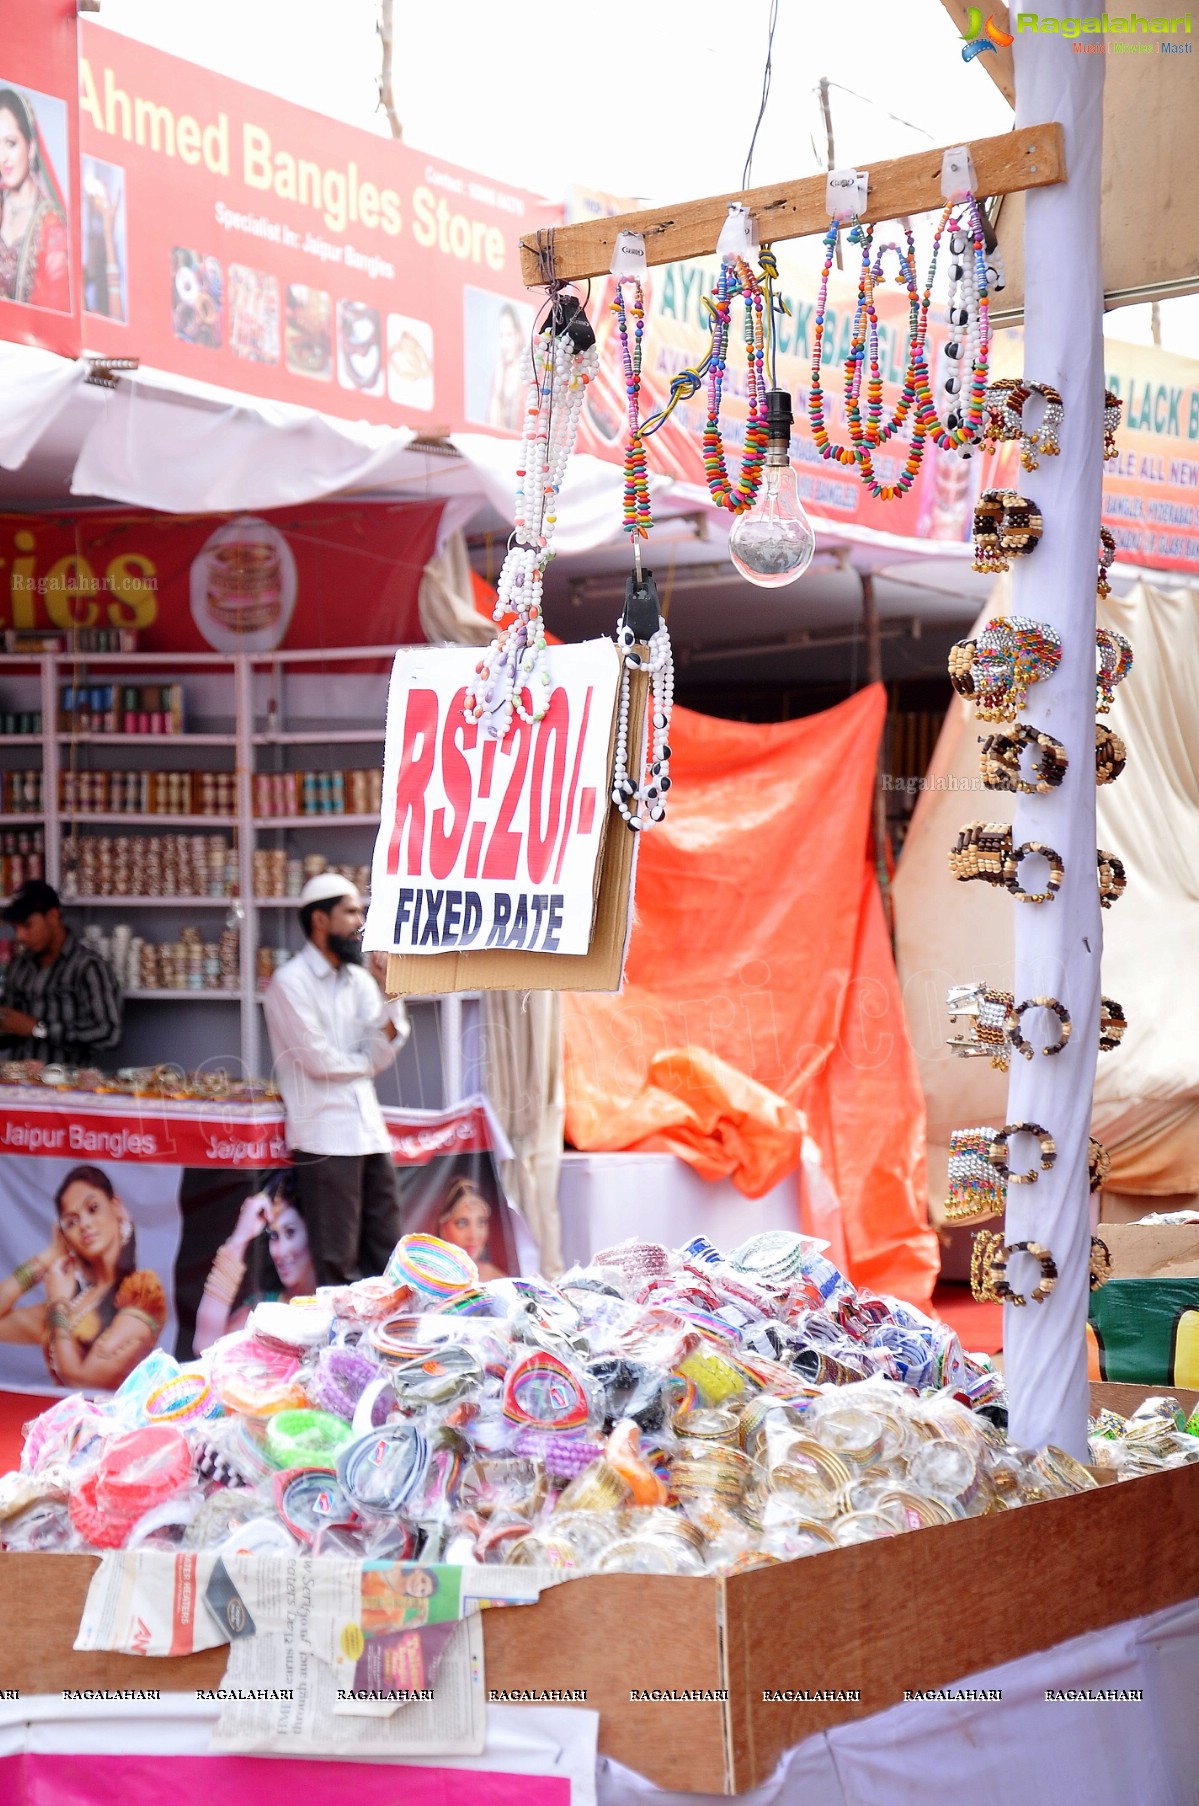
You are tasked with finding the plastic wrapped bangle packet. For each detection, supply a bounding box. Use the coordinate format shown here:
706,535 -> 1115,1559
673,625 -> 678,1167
7,1230 -> 1194,1567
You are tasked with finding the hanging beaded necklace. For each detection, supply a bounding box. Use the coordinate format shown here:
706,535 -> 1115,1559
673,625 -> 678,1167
609,275 -> 675,833
612,277 -> 652,546
809,220 -> 929,502
909,194 -> 998,453
465,302 -> 597,739
701,256 -> 768,513
611,615 -> 675,834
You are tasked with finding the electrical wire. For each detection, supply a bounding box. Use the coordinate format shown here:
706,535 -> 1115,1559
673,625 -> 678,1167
819,80 -> 936,144
741,0 -> 780,191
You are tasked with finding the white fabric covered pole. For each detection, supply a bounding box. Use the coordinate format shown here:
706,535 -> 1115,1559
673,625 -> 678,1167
1004,36 -> 1105,1456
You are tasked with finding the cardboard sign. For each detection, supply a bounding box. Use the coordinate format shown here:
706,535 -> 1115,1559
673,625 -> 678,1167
365,641 -> 622,965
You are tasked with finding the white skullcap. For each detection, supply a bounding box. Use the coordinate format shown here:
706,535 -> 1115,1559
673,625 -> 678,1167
298,872 -> 360,909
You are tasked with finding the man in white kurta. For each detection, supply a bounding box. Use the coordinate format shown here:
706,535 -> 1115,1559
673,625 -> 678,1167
263,872 -> 409,1285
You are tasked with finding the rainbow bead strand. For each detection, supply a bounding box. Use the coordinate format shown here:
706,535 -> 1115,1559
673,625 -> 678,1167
612,278 -> 652,541
702,257 -> 768,513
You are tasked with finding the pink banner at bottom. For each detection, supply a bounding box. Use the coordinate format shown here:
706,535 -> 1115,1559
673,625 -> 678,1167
0,1754 -> 571,1806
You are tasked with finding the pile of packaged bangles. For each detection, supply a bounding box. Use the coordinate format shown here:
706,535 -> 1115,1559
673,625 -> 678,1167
2,1230 -> 1196,1571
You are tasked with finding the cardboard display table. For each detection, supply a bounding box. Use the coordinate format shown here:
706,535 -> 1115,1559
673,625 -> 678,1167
2,1423 -> 1197,1796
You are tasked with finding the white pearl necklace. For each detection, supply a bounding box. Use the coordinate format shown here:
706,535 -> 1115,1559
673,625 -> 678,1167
941,201 -> 1004,457
611,617 -> 675,832
466,322 -> 598,739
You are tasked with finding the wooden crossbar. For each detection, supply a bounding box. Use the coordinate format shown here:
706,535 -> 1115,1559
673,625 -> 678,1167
519,123 -> 1064,288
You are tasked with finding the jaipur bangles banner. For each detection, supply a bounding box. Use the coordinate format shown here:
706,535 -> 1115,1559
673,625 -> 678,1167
0,1093 -> 522,1397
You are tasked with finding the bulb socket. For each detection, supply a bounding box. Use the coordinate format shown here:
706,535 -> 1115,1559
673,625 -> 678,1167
763,389 -> 793,468
764,388 -> 793,450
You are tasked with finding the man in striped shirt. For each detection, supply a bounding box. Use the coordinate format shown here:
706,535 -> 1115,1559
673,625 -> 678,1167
0,881 -> 122,1067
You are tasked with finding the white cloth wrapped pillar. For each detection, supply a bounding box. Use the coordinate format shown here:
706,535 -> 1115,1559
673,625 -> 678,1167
1004,37 -> 1105,1456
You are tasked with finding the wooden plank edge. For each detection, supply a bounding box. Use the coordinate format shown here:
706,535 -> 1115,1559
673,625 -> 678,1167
519,124 -> 1062,286
939,0 -> 1018,103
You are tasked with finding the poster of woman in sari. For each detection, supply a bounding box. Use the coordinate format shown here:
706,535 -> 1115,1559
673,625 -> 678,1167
0,81 -> 71,314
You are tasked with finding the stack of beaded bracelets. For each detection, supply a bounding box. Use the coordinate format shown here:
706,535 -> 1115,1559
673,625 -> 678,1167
972,1233 -> 1112,1304
950,826 -> 1126,909
945,983 -> 1013,1066
970,1235 -> 1058,1306
972,490 -> 1044,573
979,722 -> 1068,793
980,378 -> 1063,469
946,989 -> 1126,1064
949,615 -> 1062,721
945,1127 -> 1006,1223
1096,628 -> 1133,713
949,823 -> 1065,903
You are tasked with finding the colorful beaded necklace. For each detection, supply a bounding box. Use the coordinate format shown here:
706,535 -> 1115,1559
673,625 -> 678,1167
809,220 -> 928,501
701,256 -> 768,513
612,277 -> 652,546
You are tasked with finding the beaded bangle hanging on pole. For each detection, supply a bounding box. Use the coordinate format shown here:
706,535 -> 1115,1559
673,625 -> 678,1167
465,294 -> 598,741
610,275 -> 675,834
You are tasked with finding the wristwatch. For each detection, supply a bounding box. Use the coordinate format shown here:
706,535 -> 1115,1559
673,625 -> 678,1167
32,1020 -> 47,1041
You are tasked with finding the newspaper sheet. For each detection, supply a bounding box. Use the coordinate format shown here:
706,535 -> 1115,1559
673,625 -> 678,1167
76,1551 -> 570,1755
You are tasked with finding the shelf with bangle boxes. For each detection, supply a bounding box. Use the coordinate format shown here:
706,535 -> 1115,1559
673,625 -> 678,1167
0,642 -> 394,1072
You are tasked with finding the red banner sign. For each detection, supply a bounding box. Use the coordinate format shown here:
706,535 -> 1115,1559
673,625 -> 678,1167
76,23 -> 560,432
0,0 -> 82,356
0,1093 -> 496,1169
0,499 -> 442,651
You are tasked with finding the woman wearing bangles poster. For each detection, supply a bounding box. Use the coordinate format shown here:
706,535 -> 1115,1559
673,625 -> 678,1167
0,82 -> 72,313
193,1168 -> 316,1353
0,1164 -> 165,1388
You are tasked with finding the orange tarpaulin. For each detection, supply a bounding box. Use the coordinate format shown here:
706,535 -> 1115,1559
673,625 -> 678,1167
563,685 -> 938,1309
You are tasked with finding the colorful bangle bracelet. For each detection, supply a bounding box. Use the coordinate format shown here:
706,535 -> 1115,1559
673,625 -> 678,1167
273,1466 -> 359,1544
388,1345 -> 483,1409
69,1470 -> 135,1549
264,1408 -> 356,1472
94,1425 -> 193,1518
336,1423 -> 429,1513
306,1346 -> 380,1421
211,1334 -> 307,1417
501,1350 -> 591,1432
512,1428 -> 605,1480
144,1372 -> 215,1424
385,1233 -> 478,1299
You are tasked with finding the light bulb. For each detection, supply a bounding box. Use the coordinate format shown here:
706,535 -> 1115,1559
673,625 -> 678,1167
729,461 -> 816,588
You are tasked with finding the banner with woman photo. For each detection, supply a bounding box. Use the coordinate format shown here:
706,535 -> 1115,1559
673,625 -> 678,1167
0,1092 -> 526,1396
0,0 -> 81,354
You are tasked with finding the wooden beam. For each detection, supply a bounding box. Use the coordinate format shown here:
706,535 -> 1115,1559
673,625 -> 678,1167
939,0 -> 1017,104
520,123 -> 1062,288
